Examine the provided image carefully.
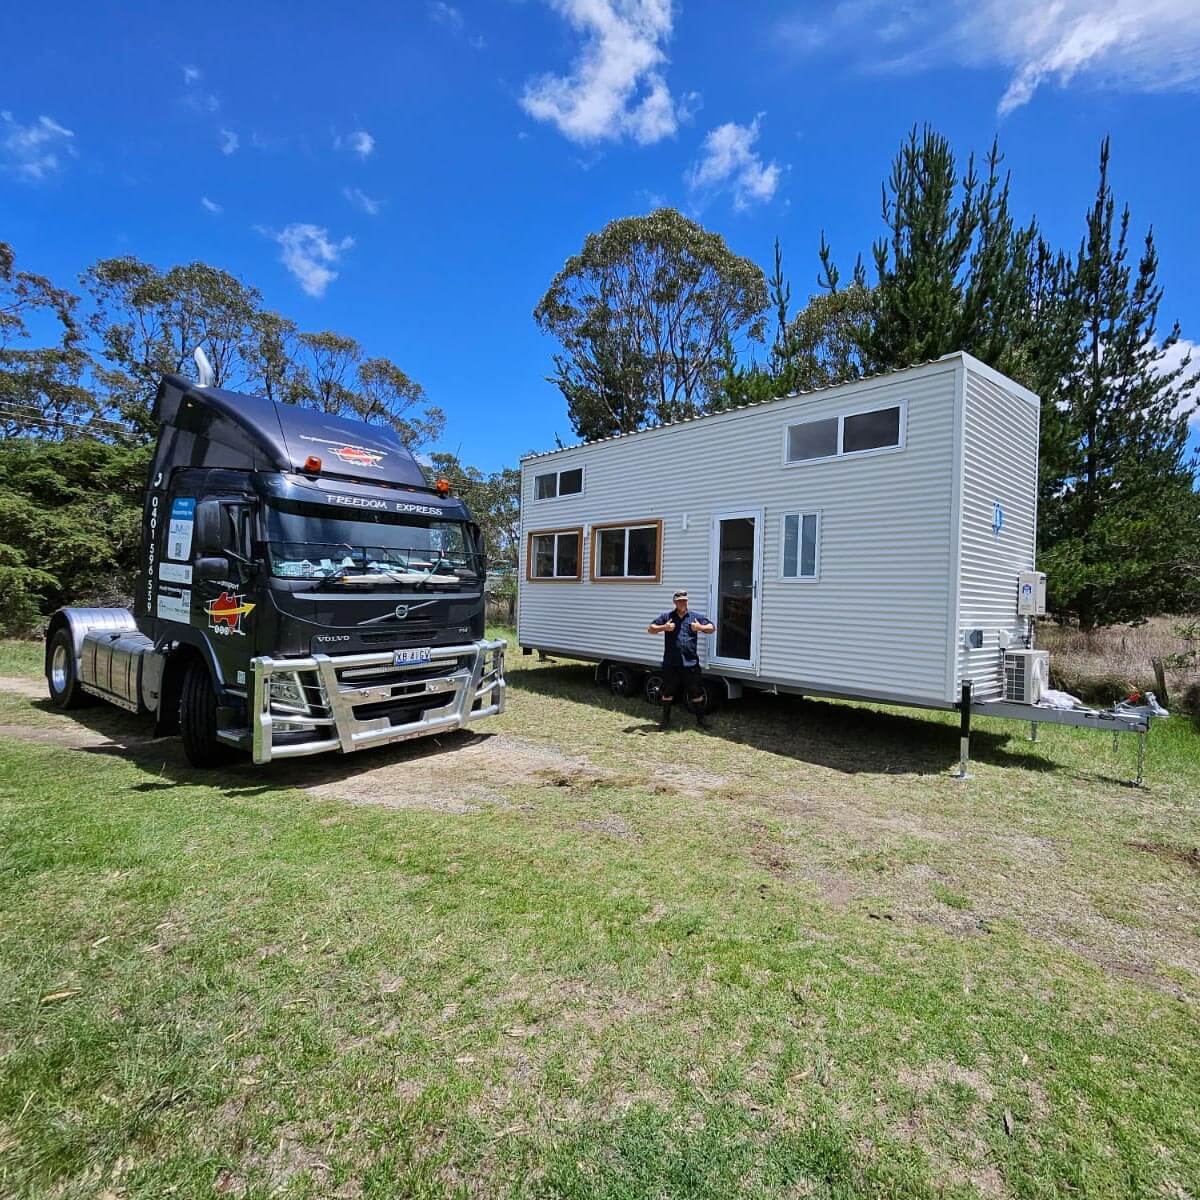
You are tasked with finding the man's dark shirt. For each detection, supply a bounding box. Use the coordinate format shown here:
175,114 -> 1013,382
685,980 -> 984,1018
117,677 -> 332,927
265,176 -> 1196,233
654,610 -> 711,668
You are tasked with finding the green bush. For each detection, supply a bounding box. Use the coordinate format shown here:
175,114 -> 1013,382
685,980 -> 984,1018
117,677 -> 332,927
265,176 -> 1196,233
0,437 -> 149,634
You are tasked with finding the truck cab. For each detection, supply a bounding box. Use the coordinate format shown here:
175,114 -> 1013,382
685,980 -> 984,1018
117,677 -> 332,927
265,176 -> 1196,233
45,374 -> 505,766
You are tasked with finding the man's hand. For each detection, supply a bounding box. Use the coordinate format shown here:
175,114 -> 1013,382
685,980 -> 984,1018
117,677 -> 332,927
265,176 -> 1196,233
647,620 -> 676,634
690,620 -> 715,634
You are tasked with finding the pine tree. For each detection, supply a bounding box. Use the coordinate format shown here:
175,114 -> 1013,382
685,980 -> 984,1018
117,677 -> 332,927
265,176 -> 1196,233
1040,140 -> 1200,629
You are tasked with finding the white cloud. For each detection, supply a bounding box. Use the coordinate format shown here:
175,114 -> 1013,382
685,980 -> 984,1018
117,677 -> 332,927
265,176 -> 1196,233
265,223 -> 355,298
200,196 -> 222,214
429,1 -> 486,47
781,0 -> 1200,115
218,128 -> 239,155
429,1 -> 464,29
521,0 -> 688,144
181,65 -> 219,113
1,111 -> 75,181
1156,338 -> 1200,429
336,129 -> 375,158
343,186 -> 381,215
686,115 -> 781,210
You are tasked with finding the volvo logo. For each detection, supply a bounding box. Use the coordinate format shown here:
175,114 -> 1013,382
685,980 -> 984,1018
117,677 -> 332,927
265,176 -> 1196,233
358,599 -> 436,627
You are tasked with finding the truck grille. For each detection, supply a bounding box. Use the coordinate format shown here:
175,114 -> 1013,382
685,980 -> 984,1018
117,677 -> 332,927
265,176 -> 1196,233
360,624 -> 436,645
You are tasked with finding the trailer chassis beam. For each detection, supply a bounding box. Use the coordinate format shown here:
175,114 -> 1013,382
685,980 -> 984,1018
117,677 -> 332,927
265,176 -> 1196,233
970,698 -> 1155,788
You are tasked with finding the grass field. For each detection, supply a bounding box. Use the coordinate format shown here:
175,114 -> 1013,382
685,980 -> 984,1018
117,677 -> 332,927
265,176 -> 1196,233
1,633 -> 1198,1199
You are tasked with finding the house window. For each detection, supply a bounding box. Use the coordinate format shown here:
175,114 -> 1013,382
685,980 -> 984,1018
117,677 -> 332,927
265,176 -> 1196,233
787,418 -> 838,463
534,466 -> 584,500
590,521 -> 662,582
527,528 -> 582,580
843,405 -> 901,453
781,512 -> 820,580
784,402 -> 905,465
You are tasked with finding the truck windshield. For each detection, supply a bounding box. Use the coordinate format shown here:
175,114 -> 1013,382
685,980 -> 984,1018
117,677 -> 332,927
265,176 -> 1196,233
264,499 -> 482,589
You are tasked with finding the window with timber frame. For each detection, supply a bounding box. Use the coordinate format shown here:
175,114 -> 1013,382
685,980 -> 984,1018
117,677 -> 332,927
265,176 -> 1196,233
526,527 -> 583,581
589,520 -> 662,582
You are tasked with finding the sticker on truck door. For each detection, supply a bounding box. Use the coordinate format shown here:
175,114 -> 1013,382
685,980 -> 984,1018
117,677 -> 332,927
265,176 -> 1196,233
205,590 -> 255,636
156,587 -> 192,622
167,497 -> 195,560
159,561 -> 193,584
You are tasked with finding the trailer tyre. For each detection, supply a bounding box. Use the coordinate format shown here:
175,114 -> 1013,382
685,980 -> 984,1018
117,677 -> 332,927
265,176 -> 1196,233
179,660 -> 234,768
608,664 -> 643,698
46,629 -> 90,709
695,678 -> 724,715
643,671 -> 665,705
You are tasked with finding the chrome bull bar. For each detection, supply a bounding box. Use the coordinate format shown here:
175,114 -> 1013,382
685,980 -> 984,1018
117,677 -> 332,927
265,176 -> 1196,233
247,639 -> 506,764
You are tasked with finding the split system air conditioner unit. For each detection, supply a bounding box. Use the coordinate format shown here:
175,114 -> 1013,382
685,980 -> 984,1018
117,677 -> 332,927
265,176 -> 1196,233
1004,649 -> 1050,705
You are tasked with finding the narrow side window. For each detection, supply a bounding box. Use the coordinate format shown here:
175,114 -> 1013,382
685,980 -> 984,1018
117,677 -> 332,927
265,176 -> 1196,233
780,512 -> 820,580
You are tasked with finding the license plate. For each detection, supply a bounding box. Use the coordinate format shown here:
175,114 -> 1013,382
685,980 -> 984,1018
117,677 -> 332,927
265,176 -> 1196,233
394,646 -> 432,666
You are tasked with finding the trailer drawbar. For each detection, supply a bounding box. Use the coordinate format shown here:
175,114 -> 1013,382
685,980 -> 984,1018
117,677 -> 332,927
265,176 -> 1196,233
45,371 -> 505,766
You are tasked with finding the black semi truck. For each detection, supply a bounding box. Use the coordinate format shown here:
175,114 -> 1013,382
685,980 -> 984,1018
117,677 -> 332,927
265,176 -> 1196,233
44,370 -> 505,766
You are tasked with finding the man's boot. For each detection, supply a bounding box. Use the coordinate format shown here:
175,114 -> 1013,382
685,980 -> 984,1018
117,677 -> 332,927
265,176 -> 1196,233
692,701 -> 708,729
659,702 -> 672,729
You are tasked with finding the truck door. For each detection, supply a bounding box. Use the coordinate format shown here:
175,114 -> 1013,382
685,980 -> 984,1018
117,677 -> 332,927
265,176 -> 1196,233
191,497 -> 260,689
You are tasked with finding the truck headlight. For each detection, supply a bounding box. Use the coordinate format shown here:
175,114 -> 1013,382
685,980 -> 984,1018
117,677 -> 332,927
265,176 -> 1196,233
269,672 -> 311,714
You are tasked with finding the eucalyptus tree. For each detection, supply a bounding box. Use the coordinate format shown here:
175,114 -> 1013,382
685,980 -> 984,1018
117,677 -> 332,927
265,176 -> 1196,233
535,208 -> 769,440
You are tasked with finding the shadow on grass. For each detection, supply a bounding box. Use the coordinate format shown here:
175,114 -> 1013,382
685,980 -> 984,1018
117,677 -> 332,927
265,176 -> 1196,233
25,695 -> 494,797
19,652 -> 1059,795
508,660 -> 1054,778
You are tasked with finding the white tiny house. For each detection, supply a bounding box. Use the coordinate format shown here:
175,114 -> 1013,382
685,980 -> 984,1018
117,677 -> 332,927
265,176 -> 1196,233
517,353 -> 1041,712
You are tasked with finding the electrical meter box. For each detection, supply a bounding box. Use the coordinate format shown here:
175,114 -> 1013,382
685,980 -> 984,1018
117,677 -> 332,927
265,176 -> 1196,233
1017,570 -> 1047,616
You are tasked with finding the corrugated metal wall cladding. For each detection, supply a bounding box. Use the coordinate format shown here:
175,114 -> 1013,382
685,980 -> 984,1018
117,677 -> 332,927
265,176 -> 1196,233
954,374 -> 1040,699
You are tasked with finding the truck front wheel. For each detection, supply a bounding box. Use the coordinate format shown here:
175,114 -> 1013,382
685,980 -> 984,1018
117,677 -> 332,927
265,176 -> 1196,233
46,629 -> 90,709
179,660 -> 234,768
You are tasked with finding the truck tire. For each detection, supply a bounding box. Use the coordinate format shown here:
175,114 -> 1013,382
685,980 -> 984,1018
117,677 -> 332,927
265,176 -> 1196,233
46,629 -> 90,709
608,663 -> 643,698
179,659 -> 234,768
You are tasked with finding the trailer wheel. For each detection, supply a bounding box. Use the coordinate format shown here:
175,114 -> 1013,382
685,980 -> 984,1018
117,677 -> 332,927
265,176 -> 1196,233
608,664 -> 643,698
643,671 -> 665,705
179,659 -> 234,768
46,629 -> 89,709
696,678 -> 724,715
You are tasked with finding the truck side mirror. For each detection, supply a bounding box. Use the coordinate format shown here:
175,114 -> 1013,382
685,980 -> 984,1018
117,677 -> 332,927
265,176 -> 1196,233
194,500 -> 223,555
195,555 -> 231,582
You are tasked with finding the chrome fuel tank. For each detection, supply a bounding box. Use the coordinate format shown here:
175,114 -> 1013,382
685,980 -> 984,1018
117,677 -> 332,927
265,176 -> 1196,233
80,626 -> 159,714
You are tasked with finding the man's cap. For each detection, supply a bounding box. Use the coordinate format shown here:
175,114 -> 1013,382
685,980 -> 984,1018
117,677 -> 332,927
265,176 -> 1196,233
672,590 -> 688,600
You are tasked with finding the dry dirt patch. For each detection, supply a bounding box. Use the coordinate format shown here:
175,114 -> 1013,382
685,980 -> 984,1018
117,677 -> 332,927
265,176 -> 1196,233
0,675 -> 46,700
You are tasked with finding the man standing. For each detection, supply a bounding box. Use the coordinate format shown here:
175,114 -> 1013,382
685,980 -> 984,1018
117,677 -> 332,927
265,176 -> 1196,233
647,590 -> 716,729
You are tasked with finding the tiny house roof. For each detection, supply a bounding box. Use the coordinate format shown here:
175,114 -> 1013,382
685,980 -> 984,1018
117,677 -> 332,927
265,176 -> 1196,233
520,351 -> 1038,462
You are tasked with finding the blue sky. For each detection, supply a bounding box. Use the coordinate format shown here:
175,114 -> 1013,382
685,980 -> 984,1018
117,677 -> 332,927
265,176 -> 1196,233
3,0 -> 1198,470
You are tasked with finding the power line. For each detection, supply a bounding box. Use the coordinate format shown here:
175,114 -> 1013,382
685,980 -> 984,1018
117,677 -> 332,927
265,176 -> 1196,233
0,404 -> 140,443
0,397 -> 132,433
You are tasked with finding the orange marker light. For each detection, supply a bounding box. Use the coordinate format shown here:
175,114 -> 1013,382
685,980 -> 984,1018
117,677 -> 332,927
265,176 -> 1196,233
303,455 -> 322,473
434,477 -> 451,496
